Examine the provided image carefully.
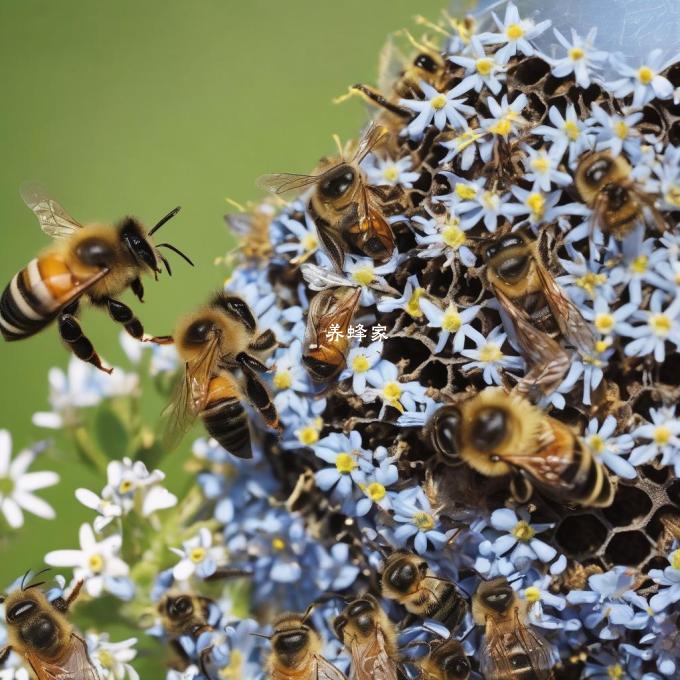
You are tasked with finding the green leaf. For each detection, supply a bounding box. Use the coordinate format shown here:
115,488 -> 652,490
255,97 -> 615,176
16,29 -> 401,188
94,406 -> 130,459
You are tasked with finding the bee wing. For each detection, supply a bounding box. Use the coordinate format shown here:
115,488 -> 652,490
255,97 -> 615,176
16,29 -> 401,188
493,286 -> 570,396
300,263 -> 354,290
377,35 -> 407,94
351,122 -> 389,164
350,629 -> 398,680
315,655 -> 349,680
256,172 -> 320,198
224,211 -> 253,235
533,260 -> 596,355
161,333 -> 222,450
20,182 -> 83,239
316,220 -> 348,271
28,633 -> 100,679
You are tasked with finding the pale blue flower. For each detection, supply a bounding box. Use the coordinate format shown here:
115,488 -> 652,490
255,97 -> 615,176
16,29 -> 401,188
610,49 -> 674,107
361,154 -> 420,188
620,291 -> 680,361
589,105 -> 644,158
533,104 -> 595,165
487,507 -> 557,566
461,325 -> 525,386
550,27 -> 607,88
362,360 -> 429,417
420,298 -> 481,354
584,416 -> 636,479
630,407 -> 680,473
449,36 -> 507,95
340,341 -> 383,395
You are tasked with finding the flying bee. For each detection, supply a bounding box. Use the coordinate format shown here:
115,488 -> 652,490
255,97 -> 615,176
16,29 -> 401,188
0,184 -> 191,373
303,286 -> 361,381
483,229 -> 595,397
267,609 -> 347,679
223,199 -> 276,264
472,577 -> 555,680
574,151 -> 666,239
418,637 -> 471,680
0,572 -> 99,679
380,551 -> 468,630
427,387 -> 616,507
258,123 -> 406,270
163,293 -> 280,458
333,594 -> 400,680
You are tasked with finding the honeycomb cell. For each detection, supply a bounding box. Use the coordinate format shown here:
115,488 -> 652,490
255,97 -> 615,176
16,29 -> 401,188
602,484 -> 652,527
554,514 -> 608,557
669,121 -> 680,147
605,531 -> 651,566
511,57 -> 550,86
667,479 -> 680,506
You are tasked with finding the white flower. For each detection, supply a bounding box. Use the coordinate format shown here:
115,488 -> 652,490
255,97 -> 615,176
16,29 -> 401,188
481,93 -> 528,139
461,326 -> 525,386
45,523 -> 131,598
75,488 -> 123,533
171,527 -> 226,581
420,299 -> 481,354
588,105 -> 644,158
87,633 -> 140,680
584,416 -> 636,479
620,291 -> 680,362
0,431 -> 58,529
449,36 -> 507,95
377,274 -> 427,319
521,145 -> 572,192
32,356 -> 139,429
340,341 -> 383,395
550,28 -> 607,88
610,49 -> 674,107
533,105 -> 595,166
400,81 -> 475,139
411,210 -> 477,268
361,360 -> 429,417
361,155 -> 420,188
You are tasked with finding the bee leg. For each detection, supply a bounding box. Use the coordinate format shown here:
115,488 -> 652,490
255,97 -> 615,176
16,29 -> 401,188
248,329 -> 277,352
243,367 -> 280,430
105,297 -> 172,344
0,645 -> 11,665
198,645 -> 216,680
51,579 -> 84,613
350,84 -> 411,118
216,295 -> 256,332
236,351 -> 269,373
58,306 -> 112,374
131,277 -> 145,303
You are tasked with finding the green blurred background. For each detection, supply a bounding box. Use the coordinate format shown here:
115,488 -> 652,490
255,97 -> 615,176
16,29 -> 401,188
0,0 -> 444,673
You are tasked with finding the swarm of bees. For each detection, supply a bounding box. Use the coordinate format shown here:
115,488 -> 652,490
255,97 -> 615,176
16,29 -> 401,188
3,3 -> 680,680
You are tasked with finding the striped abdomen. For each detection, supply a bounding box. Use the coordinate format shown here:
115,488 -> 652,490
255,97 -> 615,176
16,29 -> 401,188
427,581 -> 467,629
0,255 -> 80,341
201,375 -> 252,459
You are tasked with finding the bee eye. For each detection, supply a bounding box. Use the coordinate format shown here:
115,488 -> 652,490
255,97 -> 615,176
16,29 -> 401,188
414,53 -> 438,72
8,600 -> 36,622
387,561 -> 417,592
185,320 -> 213,345
442,655 -> 470,676
431,406 -> 462,460
168,597 -> 193,617
319,167 -> 355,199
274,630 -> 308,655
484,589 -> 512,612
586,157 -> 612,185
303,355 -> 338,379
471,408 -> 507,452
348,600 -> 372,618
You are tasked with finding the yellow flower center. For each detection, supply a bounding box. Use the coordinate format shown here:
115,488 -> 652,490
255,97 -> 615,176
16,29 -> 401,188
272,537 -> 286,551
98,650 -> 114,669
479,343 -> 503,362
608,664 -> 624,680
454,130 -> 482,151
442,222 -> 465,249
118,479 -> 134,494
665,185 -> 680,207
383,166 -> 399,183
352,354 -> 370,373
190,547 -> 206,563
588,434 -> 606,454
630,255 -> 648,274
527,192 -> 545,219
654,425 -> 672,446
524,586 -> 542,603
575,272 -> 606,296
413,511 -> 435,531
442,306 -> 462,333
513,520 -> 536,541
569,46 -> 585,61
223,649 -> 243,679
406,288 -> 424,317
649,313 -> 672,336
273,369 -> 293,390
531,154 -> 551,173
431,93 -> 447,110
671,549 -> 680,570
352,266 -> 375,285
563,120 -> 580,140
637,66 -> 654,85
489,117 -> 512,137
613,120 -> 629,139
297,425 -> 320,446
455,183 -> 478,200
594,313 -> 615,334
383,382 -> 403,411
506,23 -> 524,40
302,233 -> 318,252
595,338 -> 611,354
88,554 -> 104,573
476,57 -> 494,76
335,452 -> 356,474
366,482 -> 386,502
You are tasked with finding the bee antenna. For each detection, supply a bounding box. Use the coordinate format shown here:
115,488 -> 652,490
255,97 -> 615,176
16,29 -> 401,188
159,253 -> 172,277
250,632 -> 272,640
157,243 -> 195,267
21,569 -> 32,591
24,581 -> 47,591
149,206 -> 181,235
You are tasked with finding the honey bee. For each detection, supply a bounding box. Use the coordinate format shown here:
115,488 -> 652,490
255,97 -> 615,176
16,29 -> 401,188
163,292 -> 279,457
268,610 -> 347,679
418,637 -> 471,680
472,577 -> 555,680
427,387 -> 616,507
333,594 -> 399,680
258,123 -> 406,270
0,184 -> 191,373
303,286 -> 361,381
0,573 -> 99,679
483,229 -> 595,397
574,151 -> 666,239
223,199 -> 275,264
380,551 -> 468,630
